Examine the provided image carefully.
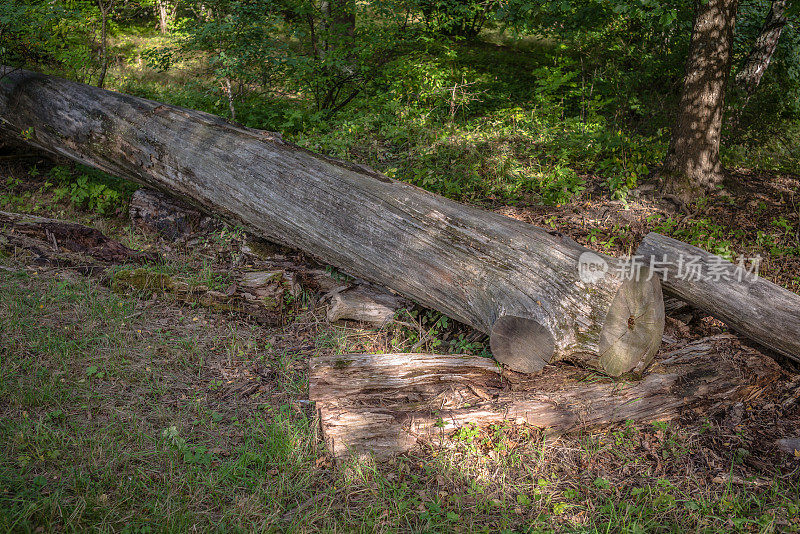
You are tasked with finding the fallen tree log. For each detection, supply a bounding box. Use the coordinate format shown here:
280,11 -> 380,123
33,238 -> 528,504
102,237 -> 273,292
309,334 -> 781,458
0,68 -> 664,375
637,232 -> 800,363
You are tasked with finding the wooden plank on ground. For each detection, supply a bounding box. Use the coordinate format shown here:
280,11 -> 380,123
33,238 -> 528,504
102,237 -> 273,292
309,335 -> 781,459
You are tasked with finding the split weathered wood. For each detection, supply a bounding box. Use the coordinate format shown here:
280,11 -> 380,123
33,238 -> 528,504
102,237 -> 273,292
0,68 -> 664,375
637,232 -> 800,363
309,335 -> 781,458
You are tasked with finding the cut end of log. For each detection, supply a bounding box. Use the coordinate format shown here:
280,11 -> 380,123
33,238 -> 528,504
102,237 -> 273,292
598,274 -> 665,376
489,316 -> 555,374
490,274 -> 665,377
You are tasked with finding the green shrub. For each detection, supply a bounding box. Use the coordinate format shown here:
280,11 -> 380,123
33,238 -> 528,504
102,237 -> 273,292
50,165 -> 135,215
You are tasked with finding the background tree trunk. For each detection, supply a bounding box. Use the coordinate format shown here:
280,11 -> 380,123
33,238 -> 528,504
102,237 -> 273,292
661,0 -> 739,201
96,0 -> 114,88
326,0 -> 356,42
155,0 -> 176,34
734,0 -> 788,102
0,68 -> 665,377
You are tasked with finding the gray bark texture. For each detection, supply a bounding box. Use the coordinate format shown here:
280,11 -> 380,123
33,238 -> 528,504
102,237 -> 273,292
735,0 -> 788,97
637,232 -> 800,363
0,68 -> 665,376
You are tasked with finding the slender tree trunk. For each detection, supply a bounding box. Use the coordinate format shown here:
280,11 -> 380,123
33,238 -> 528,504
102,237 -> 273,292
96,0 -> 114,88
735,0 -> 788,99
316,0 -> 358,112
320,0 -> 355,53
155,0 -> 173,34
330,0 -> 356,41
661,0 -> 739,201
157,0 -> 167,33
220,77 -> 235,121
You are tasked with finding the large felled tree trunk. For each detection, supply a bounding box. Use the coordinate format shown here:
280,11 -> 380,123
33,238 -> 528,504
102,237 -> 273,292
0,68 -> 665,376
661,0 -> 739,201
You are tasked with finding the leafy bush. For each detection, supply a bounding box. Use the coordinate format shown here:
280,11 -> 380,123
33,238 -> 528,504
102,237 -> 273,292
539,166 -> 585,205
50,165 -> 135,215
154,0 -> 410,119
415,0 -> 499,38
0,0 -> 104,82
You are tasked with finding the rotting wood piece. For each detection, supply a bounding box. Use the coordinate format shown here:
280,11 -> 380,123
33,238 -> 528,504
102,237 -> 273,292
0,209 -> 156,265
309,335 -> 780,459
130,188 -> 218,240
326,284 -> 407,326
109,267 -> 300,324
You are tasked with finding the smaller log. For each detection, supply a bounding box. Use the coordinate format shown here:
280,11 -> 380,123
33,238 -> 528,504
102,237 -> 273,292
0,209 -> 156,266
637,232 -> 800,363
326,285 -> 407,326
309,334 -> 780,459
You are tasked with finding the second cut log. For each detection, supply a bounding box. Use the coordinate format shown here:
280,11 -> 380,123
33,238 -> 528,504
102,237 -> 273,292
638,232 -> 800,363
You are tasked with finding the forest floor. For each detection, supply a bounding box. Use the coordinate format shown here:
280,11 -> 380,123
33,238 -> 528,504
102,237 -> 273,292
1,150 -> 799,533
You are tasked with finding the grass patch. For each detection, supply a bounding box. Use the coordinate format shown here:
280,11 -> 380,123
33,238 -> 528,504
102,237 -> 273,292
1,261 -> 797,532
